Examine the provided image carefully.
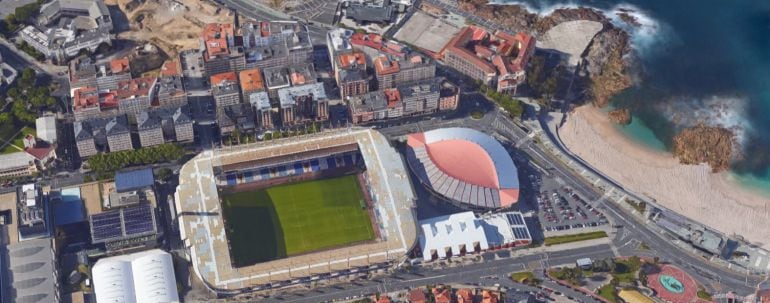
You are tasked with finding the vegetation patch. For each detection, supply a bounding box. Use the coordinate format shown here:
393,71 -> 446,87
625,199 -> 647,214
86,143 -> 185,177
544,231 -> 608,246
612,256 -> 642,283
511,271 -> 540,285
470,111 -> 485,119
597,284 -> 619,303
697,288 -> 712,301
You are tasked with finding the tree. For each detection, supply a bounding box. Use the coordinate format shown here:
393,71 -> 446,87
0,113 -> 11,124
156,168 -> 172,182
20,68 -> 35,87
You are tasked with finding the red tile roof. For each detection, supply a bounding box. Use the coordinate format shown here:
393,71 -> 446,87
117,77 -> 156,99
210,72 -> 238,87
73,87 -> 99,109
482,290 -> 499,303
338,51 -> 367,69
408,289 -> 427,303
457,289 -> 474,303
110,58 -> 130,74
160,60 -> 181,77
25,145 -> 53,160
374,56 -> 400,75
384,88 -> 400,108
239,69 -> 264,92
432,287 -> 452,303
202,23 -> 235,58
442,25 -> 535,78
376,296 -> 392,303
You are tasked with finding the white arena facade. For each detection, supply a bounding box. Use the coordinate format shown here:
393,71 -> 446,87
174,128 -> 418,291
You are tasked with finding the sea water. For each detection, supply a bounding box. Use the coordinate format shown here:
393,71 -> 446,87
499,0 -> 770,195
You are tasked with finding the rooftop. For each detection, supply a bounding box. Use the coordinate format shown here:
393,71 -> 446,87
92,249 -> 179,303
159,60 -> 181,77
239,68 -> 265,92
116,77 -> 156,99
346,4 -> 394,24
338,51 -> 367,70
442,26 -> 535,77
202,23 -> 235,58
115,168 -> 154,192
3,238 -> 57,303
278,82 -> 327,107
248,91 -> 271,110
407,128 -> 520,207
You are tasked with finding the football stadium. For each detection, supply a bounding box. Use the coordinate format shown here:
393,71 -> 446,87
175,128 -> 417,291
406,127 -> 520,209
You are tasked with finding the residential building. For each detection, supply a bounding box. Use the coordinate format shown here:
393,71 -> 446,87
351,32 -> 407,59
441,26 -> 535,93
95,58 -> 132,90
217,103 -> 256,137
408,289 -> 427,303
457,289 -> 474,303
74,114 -> 132,157
432,286 -> 452,303
68,57 -> 98,89
201,23 -> 242,74
263,66 -> 291,99
278,82 -> 328,125
211,72 -> 241,108
336,51 -> 369,99
240,21 -> 314,70
238,68 -> 265,101
137,106 -> 194,147
116,77 -> 157,118
326,28 -> 355,70
438,79 -> 460,111
72,86 -> 119,121
348,89 -> 402,124
249,91 -> 273,129
482,290 -> 500,303
397,78 -> 439,115
157,61 -> 187,109
374,54 -> 435,89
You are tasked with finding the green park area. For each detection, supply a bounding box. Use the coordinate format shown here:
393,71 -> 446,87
543,231 -> 608,246
0,126 -> 36,154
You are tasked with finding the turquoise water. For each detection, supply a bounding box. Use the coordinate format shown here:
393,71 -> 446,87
507,0 -> 770,195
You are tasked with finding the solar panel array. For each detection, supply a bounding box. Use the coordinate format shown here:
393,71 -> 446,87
512,227 -> 530,240
506,213 -> 525,226
90,204 -> 157,244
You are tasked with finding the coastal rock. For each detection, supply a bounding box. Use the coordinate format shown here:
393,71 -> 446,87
456,0 -> 607,35
615,9 -> 642,27
584,26 -> 633,107
608,108 -> 632,125
672,125 -> 735,172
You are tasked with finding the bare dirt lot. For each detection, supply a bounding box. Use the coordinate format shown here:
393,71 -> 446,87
105,0 -> 235,56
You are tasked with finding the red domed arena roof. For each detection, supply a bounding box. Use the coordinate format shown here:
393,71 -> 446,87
406,128 -> 520,208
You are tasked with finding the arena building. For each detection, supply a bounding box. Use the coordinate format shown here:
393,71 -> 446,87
174,128 -> 417,291
405,128 -> 520,209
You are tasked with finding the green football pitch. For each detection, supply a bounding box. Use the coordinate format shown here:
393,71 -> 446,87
221,174 -> 375,267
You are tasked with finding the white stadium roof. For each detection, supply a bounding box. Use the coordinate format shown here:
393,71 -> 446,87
92,249 -> 179,303
418,211 -> 531,261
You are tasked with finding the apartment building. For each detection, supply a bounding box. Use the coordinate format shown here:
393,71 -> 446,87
74,114 -> 132,157
336,51 -> 369,99
201,23 -> 242,75
69,57 -> 131,90
263,63 -> 317,100
72,87 -> 119,121
210,72 -> 241,108
137,106 -> 194,147
157,61 -> 187,109
216,103 -> 256,137
116,77 -> 157,118
240,21 -> 314,70
397,79 -> 439,115
348,88 -> 402,124
248,91 -> 273,129
238,68 -> 265,101
278,82 -> 328,125
438,80 -> 460,111
374,54 -> 435,89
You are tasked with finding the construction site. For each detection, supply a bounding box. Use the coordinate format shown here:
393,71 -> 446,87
105,0 -> 235,56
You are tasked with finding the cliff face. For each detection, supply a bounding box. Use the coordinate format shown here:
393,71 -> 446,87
608,108 -> 632,125
672,125 -> 735,172
584,26 -> 633,107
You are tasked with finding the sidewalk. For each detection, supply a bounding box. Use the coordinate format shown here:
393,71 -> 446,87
0,36 -> 67,75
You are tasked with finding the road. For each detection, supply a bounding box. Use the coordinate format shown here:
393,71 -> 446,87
258,245 -> 615,303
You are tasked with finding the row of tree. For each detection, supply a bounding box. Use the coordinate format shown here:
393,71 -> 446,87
86,143 -> 185,175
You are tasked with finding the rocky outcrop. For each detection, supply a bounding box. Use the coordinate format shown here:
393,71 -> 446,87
456,0 -> 607,35
615,10 -> 642,27
584,26 -> 633,107
608,108 -> 632,125
672,125 -> 735,172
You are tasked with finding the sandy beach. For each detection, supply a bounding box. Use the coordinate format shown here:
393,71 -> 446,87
560,106 -> 770,249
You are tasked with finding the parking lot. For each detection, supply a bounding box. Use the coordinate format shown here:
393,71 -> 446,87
536,183 -> 607,232
288,0 -> 338,26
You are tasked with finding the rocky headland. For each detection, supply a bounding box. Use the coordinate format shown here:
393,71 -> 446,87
608,108 -> 632,125
672,125 -> 735,172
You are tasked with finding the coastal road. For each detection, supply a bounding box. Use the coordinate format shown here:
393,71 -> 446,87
258,244 -> 615,303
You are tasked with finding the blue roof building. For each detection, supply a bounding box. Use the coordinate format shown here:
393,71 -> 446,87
115,168 -> 154,193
